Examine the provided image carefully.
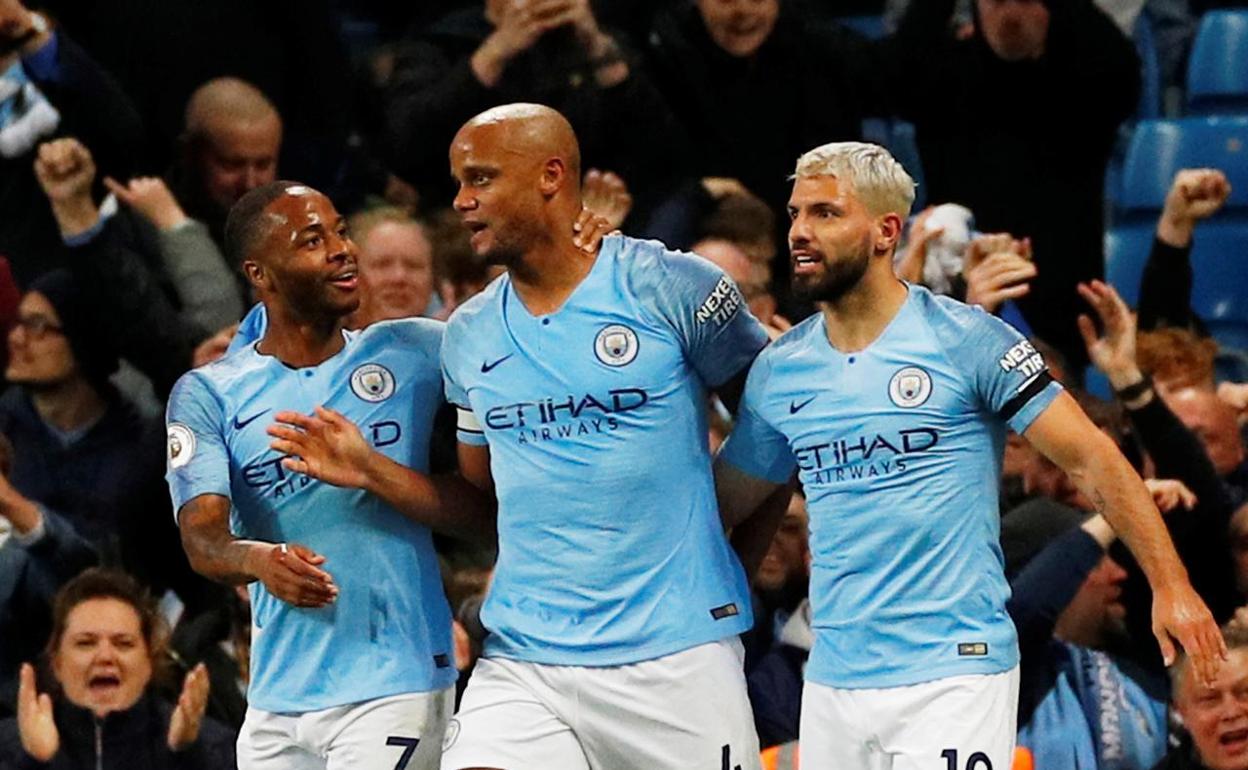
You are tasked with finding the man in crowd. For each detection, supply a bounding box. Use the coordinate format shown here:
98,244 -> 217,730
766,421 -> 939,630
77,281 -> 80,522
347,206 -> 438,326
1155,623 -> 1248,770
715,141 -> 1224,769
880,0 -> 1140,366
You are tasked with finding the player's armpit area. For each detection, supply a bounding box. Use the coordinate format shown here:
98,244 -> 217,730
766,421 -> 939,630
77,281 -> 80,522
711,364 -> 753,416
715,459 -> 792,578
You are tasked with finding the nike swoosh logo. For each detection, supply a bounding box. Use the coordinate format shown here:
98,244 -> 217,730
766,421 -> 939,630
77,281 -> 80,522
789,396 -> 816,414
481,354 -> 513,373
233,409 -> 270,431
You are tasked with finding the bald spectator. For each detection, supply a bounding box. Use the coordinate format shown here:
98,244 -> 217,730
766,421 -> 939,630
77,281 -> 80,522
169,78 -> 281,254
1165,387 -> 1248,507
347,206 -> 439,326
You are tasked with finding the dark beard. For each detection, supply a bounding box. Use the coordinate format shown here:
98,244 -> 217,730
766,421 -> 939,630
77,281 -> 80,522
791,251 -> 870,303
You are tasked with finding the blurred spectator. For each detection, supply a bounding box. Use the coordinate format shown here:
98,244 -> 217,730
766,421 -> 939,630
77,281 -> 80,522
0,569 -> 236,768
0,270 -> 209,612
168,586 -> 249,730
347,206 -> 438,326
1233,503 -> 1248,598
744,492 -> 810,748
1139,169 -> 1231,333
1164,387 -> 1248,507
34,137 -> 209,398
168,77 -> 280,277
1006,502 -> 1183,770
0,429 -> 95,719
0,0 -> 145,286
426,207 -> 500,320
1138,328 -> 1219,393
1153,621 -> 1248,770
645,0 -> 867,290
383,0 -> 686,216
881,0 -> 1140,367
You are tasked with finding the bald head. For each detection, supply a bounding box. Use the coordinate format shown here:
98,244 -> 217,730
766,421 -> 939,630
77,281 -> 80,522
455,103 -> 581,182
185,77 -> 280,137
1164,387 -> 1246,476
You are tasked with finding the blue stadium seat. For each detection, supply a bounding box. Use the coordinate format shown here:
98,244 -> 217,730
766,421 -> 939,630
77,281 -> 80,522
1118,118 -> 1248,217
1186,10 -> 1248,116
1189,220 -> 1248,324
837,15 -> 887,40
1134,11 -> 1162,121
1104,224 -> 1156,307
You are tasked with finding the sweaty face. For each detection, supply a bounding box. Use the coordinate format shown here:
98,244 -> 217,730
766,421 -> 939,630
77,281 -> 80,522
198,115 -> 281,213
6,292 -> 75,387
53,598 -> 152,719
697,0 -> 779,57
977,0 -> 1050,62
450,123 -> 546,267
1177,648 -> 1248,770
787,176 -> 875,303
251,189 -> 360,319
358,222 -> 435,321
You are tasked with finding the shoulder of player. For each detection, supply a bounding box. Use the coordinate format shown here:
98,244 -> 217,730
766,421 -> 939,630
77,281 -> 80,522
746,314 -> 820,388
614,234 -> 722,288
909,285 -> 1009,351
445,273 -> 506,335
357,316 -> 446,352
174,345 -> 263,397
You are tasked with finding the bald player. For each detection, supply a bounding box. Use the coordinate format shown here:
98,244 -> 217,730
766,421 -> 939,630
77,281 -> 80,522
274,104 -> 772,769
166,181 -> 493,769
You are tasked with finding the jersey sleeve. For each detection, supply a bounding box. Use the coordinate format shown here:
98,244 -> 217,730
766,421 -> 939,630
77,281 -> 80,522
165,371 -> 232,520
440,322 -> 488,447
959,307 -> 1063,434
717,356 -> 796,483
646,246 -> 769,388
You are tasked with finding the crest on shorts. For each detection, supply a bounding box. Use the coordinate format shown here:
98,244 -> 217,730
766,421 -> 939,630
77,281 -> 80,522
442,718 -> 461,751
350,363 -> 396,402
167,423 -> 196,469
594,324 -> 639,367
888,366 -> 932,408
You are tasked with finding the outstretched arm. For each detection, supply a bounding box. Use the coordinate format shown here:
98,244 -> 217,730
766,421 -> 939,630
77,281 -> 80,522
268,407 -> 496,544
1022,393 -> 1226,682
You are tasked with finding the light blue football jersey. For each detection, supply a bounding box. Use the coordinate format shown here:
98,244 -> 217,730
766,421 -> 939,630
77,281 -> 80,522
719,284 -> 1062,689
441,235 -> 769,666
165,318 -> 456,712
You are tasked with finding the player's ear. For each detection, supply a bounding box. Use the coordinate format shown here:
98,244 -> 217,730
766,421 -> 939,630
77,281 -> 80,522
875,212 -> 904,256
538,157 -> 567,196
242,258 -> 269,291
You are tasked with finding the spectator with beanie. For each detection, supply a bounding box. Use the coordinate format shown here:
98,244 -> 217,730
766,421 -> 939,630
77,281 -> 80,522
0,271 -> 207,613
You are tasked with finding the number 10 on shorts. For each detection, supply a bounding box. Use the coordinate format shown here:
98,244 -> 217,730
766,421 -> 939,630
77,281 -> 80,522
942,748 -> 993,770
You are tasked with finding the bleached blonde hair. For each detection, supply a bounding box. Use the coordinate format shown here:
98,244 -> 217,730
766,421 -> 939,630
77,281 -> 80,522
791,142 -> 916,218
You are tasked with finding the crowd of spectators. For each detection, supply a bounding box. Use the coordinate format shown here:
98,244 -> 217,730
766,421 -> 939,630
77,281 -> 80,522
0,0 -> 1245,767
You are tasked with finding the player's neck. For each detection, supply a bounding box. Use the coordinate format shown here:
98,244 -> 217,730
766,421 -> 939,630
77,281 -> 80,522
509,235 -> 595,316
256,307 -> 348,368
28,377 -> 108,434
819,271 -> 908,354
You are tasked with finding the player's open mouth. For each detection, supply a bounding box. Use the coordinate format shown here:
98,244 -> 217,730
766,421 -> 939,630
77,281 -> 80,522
329,269 -> 358,290
1221,728 -> 1248,751
792,251 -> 822,273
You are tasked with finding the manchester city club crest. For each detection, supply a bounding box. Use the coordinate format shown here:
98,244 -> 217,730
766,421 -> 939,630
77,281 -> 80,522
888,366 -> 933,408
350,363 -> 396,402
594,324 -> 639,367
167,423 -> 196,469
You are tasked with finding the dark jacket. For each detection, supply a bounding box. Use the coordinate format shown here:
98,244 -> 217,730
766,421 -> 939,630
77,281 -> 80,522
0,389 -> 211,611
1151,740 -> 1211,770
0,694 -> 236,769
384,8 -> 688,215
881,0 -> 1140,365
645,4 -> 868,216
0,510 -> 96,719
0,31 -> 146,288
